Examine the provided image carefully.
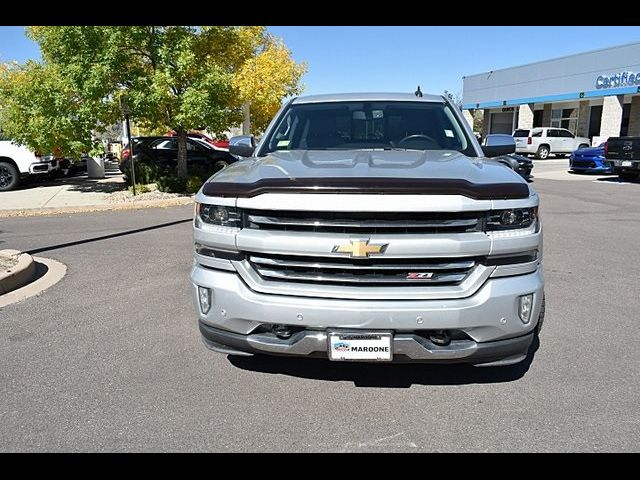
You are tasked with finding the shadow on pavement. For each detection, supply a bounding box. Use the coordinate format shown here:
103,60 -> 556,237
27,218 -> 192,255
64,178 -> 126,194
228,336 -> 540,388
596,176 -> 640,183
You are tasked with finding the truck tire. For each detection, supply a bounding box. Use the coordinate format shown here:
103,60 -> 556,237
535,145 -> 550,160
578,143 -> 589,149
619,172 -> 638,182
0,161 -> 20,192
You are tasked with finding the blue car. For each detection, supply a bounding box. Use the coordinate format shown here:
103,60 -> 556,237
569,143 -> 612,173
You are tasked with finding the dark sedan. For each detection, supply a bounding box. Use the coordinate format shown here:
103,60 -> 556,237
494,153 -> 533,180
119,136 -> 237,173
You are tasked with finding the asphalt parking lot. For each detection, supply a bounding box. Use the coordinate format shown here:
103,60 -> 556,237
0,159 -> 639,452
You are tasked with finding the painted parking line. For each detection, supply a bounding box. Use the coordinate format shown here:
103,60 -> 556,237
592,180 -> 638,186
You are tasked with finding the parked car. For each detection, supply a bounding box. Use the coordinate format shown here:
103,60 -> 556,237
119,136 -> 237,173
496,153 -> 534,179
166,131 -> 229,150
605,136 -> 640,182
0,139 -> 60,191
513,127 -> 590,159
483,135 -> 533,179
569,143 -> 611,174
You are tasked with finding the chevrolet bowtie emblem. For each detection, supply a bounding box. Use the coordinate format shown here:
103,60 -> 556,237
332,239 -> 389,258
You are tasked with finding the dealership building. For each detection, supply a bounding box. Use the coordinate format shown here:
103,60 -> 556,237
462,41 -> 640,145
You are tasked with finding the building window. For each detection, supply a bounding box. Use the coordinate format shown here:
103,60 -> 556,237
588,106 -> 603,139
620,104 -> 631,136
550,108 -> 578,133
533,110 -> 543,127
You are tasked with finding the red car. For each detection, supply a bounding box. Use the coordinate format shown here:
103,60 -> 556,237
165,131 -> 229,150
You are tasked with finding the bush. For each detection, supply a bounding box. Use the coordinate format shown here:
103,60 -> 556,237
128,183 -> 152,194
186,175 -> 203,194
123,161 -> 159,186
156,175 -> 187,193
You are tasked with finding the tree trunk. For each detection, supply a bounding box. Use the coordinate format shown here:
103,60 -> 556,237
242,102 -> 251,135
176,129 -> 188,179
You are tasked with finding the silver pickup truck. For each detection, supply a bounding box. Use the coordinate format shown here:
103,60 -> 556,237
191,93 -> 544,367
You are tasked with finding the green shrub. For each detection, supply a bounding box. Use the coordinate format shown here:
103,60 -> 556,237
128,183 -> 152,194
123,161 -> 160,186
156,175 -> 187,193
186,175 -> 203,194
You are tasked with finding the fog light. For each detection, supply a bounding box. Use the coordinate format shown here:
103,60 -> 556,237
518,294 -> 533,324
198,286 -> 211,314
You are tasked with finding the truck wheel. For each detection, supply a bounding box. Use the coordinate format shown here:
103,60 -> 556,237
619,172 -> 638,182
578,143 -> 589,149
535,145 -> 550,160
0,161 -> 20,192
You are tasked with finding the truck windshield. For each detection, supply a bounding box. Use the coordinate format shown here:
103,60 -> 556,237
261,101 -> 474,156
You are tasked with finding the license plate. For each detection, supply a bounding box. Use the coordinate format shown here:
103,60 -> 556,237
622,160 -> 633,167
328,331 -> 392,361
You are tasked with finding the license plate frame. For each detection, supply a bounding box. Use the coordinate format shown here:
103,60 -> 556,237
327,331 -> 393,362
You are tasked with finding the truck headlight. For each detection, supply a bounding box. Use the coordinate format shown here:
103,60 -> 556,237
196,203 -> 242,228
486,207 -> 538,234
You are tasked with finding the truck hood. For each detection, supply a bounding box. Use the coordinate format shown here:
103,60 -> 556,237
203,150 -> 530,200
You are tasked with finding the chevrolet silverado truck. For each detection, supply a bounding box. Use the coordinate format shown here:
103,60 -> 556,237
191,93 -> 544,366
605,136 -> 640,182
0,139 -> 60,191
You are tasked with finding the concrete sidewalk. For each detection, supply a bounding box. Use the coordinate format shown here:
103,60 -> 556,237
0,173 -> 125,210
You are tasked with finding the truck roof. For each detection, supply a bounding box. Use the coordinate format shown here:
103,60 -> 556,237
291,92 -> 445,104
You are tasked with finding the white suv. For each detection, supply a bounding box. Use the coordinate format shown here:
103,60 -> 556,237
0,140 -> 60,191
513,127 -> 590,159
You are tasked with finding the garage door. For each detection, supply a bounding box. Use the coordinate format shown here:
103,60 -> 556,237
490,112 -> 514,134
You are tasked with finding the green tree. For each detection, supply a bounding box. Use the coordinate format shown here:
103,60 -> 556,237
1,26 -> 306,179
0,61 -> 96,156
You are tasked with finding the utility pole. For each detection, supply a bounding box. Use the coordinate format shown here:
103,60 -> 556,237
120,95 -> 136,196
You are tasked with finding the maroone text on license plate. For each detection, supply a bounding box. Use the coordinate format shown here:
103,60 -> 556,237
328,332 -> 392,361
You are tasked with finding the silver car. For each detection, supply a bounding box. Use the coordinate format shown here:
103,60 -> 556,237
191,92 -> 544,366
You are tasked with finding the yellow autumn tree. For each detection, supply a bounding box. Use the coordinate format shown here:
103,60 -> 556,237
234,35 -> 307,134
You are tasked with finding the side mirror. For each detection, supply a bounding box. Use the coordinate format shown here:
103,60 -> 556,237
481,134 -> 516,157
228,135 -> 256,157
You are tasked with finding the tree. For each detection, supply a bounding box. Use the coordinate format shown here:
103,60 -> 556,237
472,110 -> 484,133
443,89 -> 463,111
0,61 -> 96,156
1,26 -> 306,179
233,37 -> 307,133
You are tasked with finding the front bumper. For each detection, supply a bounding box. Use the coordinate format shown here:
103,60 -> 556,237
29,159 -> 59,174
199,321 -> 534,366
191,264 -> 544,365
569,157 -> 612,173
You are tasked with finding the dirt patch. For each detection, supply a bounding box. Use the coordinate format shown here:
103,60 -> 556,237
107,186 -> 191,204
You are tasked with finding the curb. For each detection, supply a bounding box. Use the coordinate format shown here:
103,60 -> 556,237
0,196 -> 194,218
0,256 -> 67,308
0,250 -> 37,295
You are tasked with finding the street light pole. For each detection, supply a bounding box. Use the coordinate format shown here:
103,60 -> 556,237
125,112 -> 136,196
120,95 -> 136,196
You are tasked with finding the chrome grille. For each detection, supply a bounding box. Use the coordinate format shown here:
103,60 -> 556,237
245,210 -> 482,234
248,254 -> 476,286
